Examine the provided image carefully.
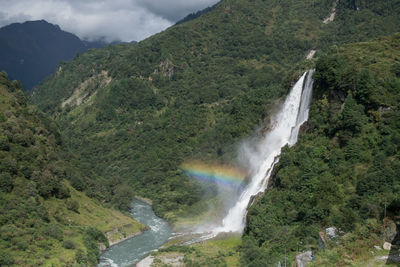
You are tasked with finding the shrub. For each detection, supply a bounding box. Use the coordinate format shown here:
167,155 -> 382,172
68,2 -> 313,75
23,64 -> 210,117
0,251 -> 14,266
62,240 -> 75,249
66,199 -> 80,213
45,223 -> 63,241
75,249 -> 87,264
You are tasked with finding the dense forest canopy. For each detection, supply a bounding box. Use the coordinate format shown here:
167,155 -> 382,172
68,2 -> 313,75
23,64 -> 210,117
31,0 -> 400,219
32,0 -> 399,220
243,33 -> 400,266
0,71 -> 144,266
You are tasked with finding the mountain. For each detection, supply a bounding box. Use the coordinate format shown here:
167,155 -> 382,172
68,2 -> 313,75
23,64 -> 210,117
31,0 -> 331,218
31,0 -> 400,220
0,71 -> 145,266
243,33 -> 400,266
0,20 -> 114,90
15,0 -> 400,265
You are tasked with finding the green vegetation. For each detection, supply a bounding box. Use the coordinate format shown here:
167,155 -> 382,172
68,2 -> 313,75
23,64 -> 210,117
0,72 -> 144,266
243,33 -> 400,266
175,3 -> 218,25
31,0 -> 400,219
25,0 -> 400,265
152,234 -> 241,267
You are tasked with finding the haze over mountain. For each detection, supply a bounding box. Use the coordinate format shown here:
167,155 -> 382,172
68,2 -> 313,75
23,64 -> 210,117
0,20 -> 114,90
0,0 -> 220,42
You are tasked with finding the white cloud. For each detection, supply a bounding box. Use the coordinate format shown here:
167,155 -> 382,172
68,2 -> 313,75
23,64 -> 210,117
0,0 -> 220,42
136,0 -> 220,21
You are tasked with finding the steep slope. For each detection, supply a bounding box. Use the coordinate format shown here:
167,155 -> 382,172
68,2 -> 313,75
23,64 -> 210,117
31,0 -> 333,218
0,72 -> 144,266
31,0 -> 400,219
0,20 -> 110,90
243,33 -> 400,266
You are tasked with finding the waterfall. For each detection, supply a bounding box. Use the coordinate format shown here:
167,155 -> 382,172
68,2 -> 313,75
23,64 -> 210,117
213,69 -> 315,234
289,69 -> 315,144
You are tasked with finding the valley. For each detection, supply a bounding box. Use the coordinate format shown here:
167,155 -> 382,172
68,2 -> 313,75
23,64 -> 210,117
0,0 -> 400,266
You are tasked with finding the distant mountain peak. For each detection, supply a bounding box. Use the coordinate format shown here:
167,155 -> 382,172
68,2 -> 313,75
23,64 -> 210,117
0,20 -> 115,90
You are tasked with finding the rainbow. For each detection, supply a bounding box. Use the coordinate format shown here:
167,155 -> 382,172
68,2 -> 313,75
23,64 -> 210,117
180,161 -> 247,187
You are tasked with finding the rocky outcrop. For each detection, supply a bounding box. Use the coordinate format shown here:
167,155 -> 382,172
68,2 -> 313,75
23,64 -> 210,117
61,70 -> 111,108
306,50 -> 316,60
98,242 -> 107,253
325,226 -> 338,239
154,59 -> 177,79
318,226 -> 339,250
385,219 -> 397,242
296,251 -> 313,267
323,0 -> 338,24
383,242 -> 392,250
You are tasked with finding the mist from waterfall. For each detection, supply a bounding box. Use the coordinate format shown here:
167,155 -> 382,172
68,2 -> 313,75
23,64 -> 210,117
213,69 -> 315,234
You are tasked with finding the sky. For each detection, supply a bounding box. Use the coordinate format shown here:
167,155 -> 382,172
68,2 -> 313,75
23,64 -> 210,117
0,0 -> 220,42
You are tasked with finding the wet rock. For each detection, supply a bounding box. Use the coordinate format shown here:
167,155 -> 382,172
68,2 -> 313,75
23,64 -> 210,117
248,192 -> 264,208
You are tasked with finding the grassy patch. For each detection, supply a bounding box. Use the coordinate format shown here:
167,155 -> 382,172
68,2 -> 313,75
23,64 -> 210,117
44,181 -> 145,234
153,234 -> 241,267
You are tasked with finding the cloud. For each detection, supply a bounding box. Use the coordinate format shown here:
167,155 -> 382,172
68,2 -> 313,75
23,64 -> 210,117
136,0 -> 220,21
0,0 -> 220,42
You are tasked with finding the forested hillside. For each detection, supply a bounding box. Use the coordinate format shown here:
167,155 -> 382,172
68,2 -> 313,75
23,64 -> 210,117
0,72 -> 144,266
15,0 -> 400,265
31,0 -> 400,220
31,0 -> 330,218
175,3 -> 218,25
243,33 -> 400,266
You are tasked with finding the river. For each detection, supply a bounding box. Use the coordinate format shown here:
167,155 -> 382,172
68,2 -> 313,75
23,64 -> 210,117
98,200 -> 172,267
98,70 -> 315,265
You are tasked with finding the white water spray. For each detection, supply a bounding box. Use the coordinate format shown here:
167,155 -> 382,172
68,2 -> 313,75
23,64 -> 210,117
213,70 -> 315,234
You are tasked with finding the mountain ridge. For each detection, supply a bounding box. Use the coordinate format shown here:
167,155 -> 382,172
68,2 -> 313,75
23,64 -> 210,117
0,20 -> 117,90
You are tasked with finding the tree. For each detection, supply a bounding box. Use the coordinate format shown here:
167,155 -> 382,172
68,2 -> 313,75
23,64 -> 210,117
340,94 -> 368,134
0,173 -> 13,192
